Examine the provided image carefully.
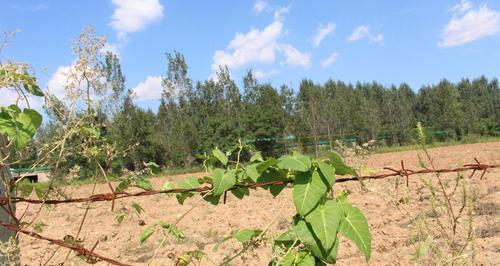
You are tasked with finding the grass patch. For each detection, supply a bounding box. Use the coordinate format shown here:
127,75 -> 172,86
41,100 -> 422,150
160,165 -> 204,176
373,135 -> 500,154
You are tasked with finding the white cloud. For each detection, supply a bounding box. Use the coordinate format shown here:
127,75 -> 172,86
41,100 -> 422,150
254,0 -> 268,13
131,75 -> 163,101
47,65 -> 71,99
109,0 -> 164,38
452,0 -> 473,14
312,22 -> 335,47
348,25 -> 384,43
439,1 -> 500,48
9,3 -> 48,12
211,8 -> 310,73
0,89 -> 43,111
254,69 -> 280,79
370,33 -> 384,43
274,6 -> 290,21
100,42 -> 121,57
348,25 -> 370,41
321,52 -> 339,68
46,64 -> 112,103
280,44 -> 311,69
212,20 -> 283,70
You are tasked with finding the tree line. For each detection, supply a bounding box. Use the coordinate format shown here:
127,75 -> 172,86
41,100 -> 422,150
37,51 -> 499,177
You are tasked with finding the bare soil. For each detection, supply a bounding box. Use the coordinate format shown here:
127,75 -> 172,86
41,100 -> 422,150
17,142 -> 500,265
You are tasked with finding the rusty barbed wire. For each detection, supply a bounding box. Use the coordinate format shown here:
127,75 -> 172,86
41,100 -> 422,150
1,158 -> 498,265
0,221 -> 131,266
1,158 -> 498,206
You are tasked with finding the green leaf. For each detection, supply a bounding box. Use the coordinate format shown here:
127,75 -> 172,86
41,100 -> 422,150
115,212 -> 127,224
33,222 -> 47,233
131,202 -> 144,215
214,229 -> 263,252
176,255 -> 191,266
232,229 -> 263,244
279,250 -> 297,266
115,179 -> 131,193
245,163 -> 260,182
280,250 -> 315,266
338,203 -> 372,260
178,176 -> 201,189
212,148 -> 228,166
295,251 -> 315,266
186,250 -> 205,261
82,125 -> 100,138
413,235 -> 433,260
63,235 -> 82,245
203,193 -> 221,205
0,106 -> 42,149
160,181 -> 174,197
159,222 -> 185,240
274,230 -> 298,250
256,158 -> 278,173
293,170 -> 328,216
21,75 -> 44,96
317,161 -> 336,186
197,176 -> 212,185
293,217 -> 339,263
145,162 -> 160,175
278,154 -> 311,172
327,152 -> 358,177
305,200 -> 341,250
313,237 -> 339,264
258,168 -> 288,197
250,152 -> 264,162
231,187 -> 249,199
135,176 -> 153,191
212,169 -> 236,196
23,82 -> 44,97
140,225 -> 156,244
176,176 -> 201,204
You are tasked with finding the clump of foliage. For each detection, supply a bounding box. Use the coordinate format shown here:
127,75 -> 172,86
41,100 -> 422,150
0,30 -> 45,264
131,141 -> 371,265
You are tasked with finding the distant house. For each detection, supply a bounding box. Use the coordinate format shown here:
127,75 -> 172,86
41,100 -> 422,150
11,167 -> 51,183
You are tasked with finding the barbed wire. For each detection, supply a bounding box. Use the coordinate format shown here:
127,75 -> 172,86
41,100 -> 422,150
2,158 -> 498,265
0,221 -> 131,266
2,158 -> 498,206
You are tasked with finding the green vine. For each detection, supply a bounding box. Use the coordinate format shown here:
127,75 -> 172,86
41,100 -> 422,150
129,143 -> 372,265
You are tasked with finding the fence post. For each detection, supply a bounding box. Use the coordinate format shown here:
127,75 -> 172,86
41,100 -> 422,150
0,135 -> 19,264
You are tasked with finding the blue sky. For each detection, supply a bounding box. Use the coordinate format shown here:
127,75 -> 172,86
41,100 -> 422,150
1,0 -> 500,110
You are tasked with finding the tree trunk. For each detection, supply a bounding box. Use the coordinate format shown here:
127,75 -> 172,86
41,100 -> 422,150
0,135 -> 19,264
313,133 -> 318,158
327,125 -> 333,151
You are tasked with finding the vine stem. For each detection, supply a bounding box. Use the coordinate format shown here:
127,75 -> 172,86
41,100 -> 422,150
6,160 -> 497,206
147,191 -> 214,265
219,210 -> 277,266
235,139 -> 243,173
0,221 -> 130,266
275,238 -> 299,266
62,182 -> 97,265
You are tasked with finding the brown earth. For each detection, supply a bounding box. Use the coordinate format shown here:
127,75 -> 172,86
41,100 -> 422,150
17,142 -> 500,265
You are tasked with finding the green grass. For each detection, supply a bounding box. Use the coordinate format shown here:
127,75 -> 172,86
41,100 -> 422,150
373,135 -> 500,154
160,165 -> 205,176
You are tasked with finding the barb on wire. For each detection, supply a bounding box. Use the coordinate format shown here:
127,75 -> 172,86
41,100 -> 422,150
1,159 -> 497,206
0,221 -> 131,266
1,158 -> 497,265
